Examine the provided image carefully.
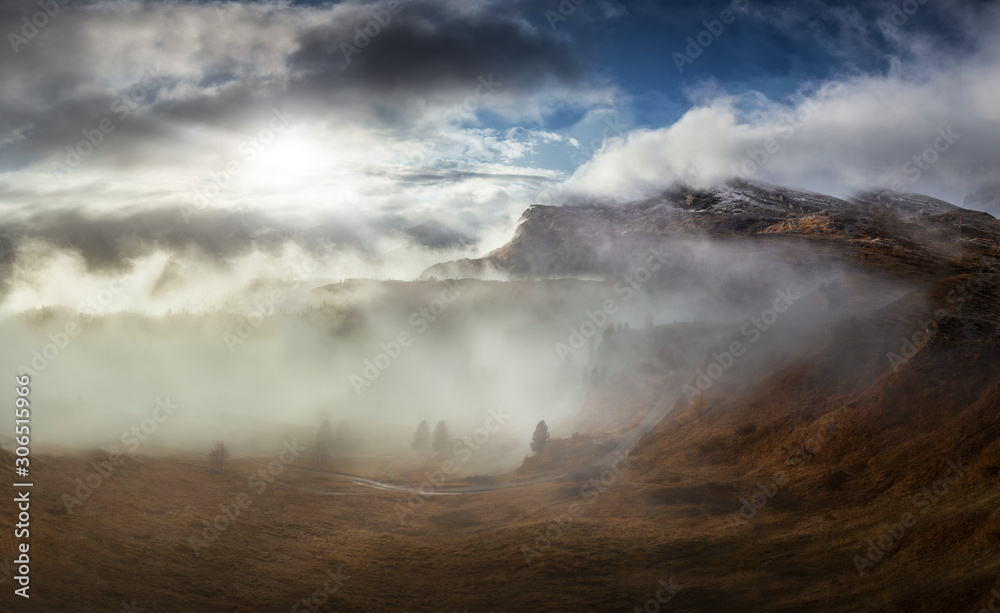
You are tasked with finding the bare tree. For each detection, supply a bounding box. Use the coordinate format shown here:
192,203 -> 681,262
530,420 -> 550,454
208,441 -> 230,470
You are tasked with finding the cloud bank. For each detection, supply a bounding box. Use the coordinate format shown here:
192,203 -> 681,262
563,1 -> 1000,205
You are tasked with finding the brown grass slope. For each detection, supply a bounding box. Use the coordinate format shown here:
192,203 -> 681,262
605,273 -> 1000,611
0,277 -> 996,612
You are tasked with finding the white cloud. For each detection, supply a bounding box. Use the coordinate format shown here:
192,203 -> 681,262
0,0 -> 619,262
563,3 -> 1000,206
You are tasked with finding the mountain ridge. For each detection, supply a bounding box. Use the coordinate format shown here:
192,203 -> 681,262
422,179 -> 1000,281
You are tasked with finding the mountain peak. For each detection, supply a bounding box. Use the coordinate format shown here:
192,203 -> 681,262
424,182 -> 999,280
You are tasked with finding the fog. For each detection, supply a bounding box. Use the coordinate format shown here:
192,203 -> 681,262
0,199 -> 918,475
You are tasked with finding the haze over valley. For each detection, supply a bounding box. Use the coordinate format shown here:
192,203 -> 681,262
1,0 -> 1000,611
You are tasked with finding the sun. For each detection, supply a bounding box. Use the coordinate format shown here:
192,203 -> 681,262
255,131 -> 323,179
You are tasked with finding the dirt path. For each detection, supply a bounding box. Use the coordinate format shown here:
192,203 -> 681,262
268,463 -> 569,496
326,471 -> 568,495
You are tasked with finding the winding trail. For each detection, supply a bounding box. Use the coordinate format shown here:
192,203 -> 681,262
324,471 -> 568,495
267,463 -> 569,497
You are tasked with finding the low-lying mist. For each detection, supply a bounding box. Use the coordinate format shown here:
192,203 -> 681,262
0,212 -> 918,476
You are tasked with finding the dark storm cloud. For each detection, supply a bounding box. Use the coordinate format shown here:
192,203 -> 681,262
0,207 -> 371,272
395,219 -> 478,249
393,169 -> 555,185
0,0 -> 592,170
287,1 -> 583,98
0,73 -> 170,171
0,199 -> 490,280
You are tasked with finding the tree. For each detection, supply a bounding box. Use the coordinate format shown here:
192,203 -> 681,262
208,441 -> 230,470
432,420 -> 449,454
412,420 -> 430,455
530,420 -> 550,454
334,420 -> 353,457
315,419 -> 334,469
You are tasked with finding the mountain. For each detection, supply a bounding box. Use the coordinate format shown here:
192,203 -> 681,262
422,179 -> 1000,281
479,180 -> 1000,611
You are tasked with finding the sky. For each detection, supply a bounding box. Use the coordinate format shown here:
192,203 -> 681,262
1,0 -> 999,303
